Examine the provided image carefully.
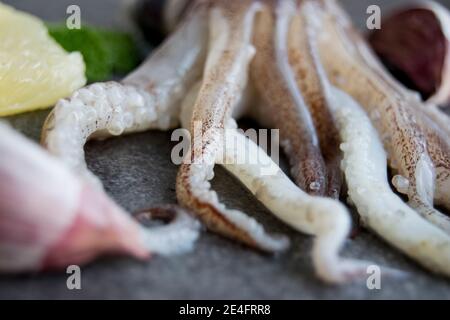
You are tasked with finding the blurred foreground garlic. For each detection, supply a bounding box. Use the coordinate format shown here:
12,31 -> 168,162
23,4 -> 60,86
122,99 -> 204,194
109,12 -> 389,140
0,123 -> 200,272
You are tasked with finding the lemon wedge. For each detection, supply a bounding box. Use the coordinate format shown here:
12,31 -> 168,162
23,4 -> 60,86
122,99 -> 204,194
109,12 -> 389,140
0,3 -> 86,116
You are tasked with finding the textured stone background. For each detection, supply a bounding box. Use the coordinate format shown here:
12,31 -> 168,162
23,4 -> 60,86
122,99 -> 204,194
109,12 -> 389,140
1,0 -> 450,299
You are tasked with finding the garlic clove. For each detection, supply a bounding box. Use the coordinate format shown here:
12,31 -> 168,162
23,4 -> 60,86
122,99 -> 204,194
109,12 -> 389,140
368,1 -> 450,107
42,182 -> 149,270
0,123 -> 148,272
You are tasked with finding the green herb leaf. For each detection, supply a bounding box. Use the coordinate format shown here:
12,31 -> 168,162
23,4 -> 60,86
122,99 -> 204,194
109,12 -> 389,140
47,25 -> 140,83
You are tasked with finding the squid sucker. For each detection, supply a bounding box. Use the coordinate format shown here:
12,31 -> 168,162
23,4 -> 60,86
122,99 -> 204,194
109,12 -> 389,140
39,0 -> 450,282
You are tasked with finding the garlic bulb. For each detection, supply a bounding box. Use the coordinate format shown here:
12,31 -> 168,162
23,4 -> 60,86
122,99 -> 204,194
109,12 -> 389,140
0,123 -> 199,272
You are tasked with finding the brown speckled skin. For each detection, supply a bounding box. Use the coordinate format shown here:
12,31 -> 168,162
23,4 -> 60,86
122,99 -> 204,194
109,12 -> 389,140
251,2 -> 328,197
176,0 -> 265,250
181,0 -> 450,251
288,0 -> 343,198
177,0 -> 369,251
176,0 -> 347,252
316,0 -> 450,218
314,1 -> 426,198
416,107 -> 450,209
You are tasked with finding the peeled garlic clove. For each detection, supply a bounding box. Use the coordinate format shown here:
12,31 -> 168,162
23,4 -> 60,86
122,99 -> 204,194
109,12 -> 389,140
0,123 -> 148,272
369,1 -> 450,106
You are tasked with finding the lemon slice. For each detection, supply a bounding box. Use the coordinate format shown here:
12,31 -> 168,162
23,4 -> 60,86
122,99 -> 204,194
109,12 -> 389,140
0,3 -> 86,116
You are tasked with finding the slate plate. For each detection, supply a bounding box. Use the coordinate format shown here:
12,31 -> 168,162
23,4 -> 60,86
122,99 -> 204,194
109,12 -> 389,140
1,0 -> 450,299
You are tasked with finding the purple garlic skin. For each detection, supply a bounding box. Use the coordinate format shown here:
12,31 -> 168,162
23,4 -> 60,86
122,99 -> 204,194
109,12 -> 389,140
0,123 -> 148,273
369,2 -> 450,106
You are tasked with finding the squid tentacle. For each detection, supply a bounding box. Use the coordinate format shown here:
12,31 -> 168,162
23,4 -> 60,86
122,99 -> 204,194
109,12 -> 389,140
37,5 -> 208,259
251,0 -> 327,196
288,0 -> 343,199
415,102 -> 450,212
34,0 -> 450,281
176,0 -> 290,252
420,102 -> 450,140
41,6 -> 208,185
180,78 -> 375,282
415,117 -> 450,221
134,205 -> 201,256
221,125 -> 403,283
330,87 -> 450,277
344,0 -> 450,217
314,0 -> 450,234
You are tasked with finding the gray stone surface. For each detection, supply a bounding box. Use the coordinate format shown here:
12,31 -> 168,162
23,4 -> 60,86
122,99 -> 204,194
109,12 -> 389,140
1,0 -> 450,299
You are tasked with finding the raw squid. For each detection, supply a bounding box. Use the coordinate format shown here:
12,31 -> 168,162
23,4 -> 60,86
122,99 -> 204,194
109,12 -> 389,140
330,87 -> 450,277
313,0 -> 450,235
39,0 -> 450,282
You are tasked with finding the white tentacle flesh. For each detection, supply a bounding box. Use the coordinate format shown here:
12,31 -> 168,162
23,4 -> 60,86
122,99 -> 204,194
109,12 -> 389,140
221,126 -> 383,284
136,206 -> 201,256
313,0 -> 450,236
331,87 -> 450,277
176,1 -> 290,253
41,8 -> 208,184
36,0 -> 450,282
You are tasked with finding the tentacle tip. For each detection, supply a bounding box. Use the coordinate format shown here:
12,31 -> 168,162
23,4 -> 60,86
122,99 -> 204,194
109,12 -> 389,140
135,204 -> 202,257
265,234 -> 291,253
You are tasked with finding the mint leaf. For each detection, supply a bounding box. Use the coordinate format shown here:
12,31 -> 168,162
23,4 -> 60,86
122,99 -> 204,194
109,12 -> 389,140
48,25 -> 140,83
